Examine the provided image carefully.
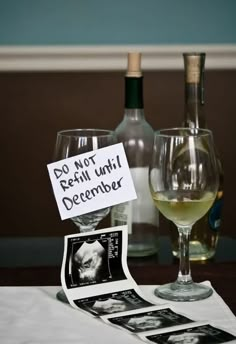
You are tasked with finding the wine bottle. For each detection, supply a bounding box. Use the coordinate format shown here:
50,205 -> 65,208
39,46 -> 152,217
170,52 -> 223,261
111,52 -> 159,257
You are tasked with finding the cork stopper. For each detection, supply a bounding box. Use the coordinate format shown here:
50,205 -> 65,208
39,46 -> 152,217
183,53 -> 205,83
126,52 -> 142,77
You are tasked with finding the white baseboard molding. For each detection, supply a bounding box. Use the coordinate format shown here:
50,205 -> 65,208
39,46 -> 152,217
0,44 -> 236,71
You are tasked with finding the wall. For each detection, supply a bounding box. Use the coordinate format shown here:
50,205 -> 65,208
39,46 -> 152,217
1,70 -> 235,240
0,1 -> 235,268
0,0 -> 236,45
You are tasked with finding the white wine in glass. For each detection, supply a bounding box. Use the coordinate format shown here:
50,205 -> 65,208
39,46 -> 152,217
152,190 -> 215,228
149,128 -> 219,301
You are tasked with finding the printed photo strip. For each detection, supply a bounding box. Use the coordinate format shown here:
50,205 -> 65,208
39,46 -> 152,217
61,225 -> 155,308
140,323 -> 236,344
102,305 -> 193,334
63,228 -> 126,289
60,226 -> 236,343
74,288 -> 155,316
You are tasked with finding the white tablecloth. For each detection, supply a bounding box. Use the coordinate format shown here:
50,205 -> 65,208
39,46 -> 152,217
0,282 -> 235,344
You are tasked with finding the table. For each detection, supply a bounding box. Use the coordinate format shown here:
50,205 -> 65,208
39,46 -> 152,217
1,236 -> 236,316
1,284 -> 235,344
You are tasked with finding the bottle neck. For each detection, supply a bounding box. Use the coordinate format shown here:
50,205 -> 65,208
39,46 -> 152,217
184,82 -> 206,129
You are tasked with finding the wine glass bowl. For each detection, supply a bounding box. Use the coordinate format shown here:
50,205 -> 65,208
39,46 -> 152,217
149,128 -> 219,301
53,129 -> 116,233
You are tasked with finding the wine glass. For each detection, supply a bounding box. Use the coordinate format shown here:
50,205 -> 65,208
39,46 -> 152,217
149,128 -> 219,301
53,128 -> 116,301
53,129 -> 116,231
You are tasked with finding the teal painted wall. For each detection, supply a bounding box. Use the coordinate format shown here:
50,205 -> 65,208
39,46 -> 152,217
0,0 -> 236,45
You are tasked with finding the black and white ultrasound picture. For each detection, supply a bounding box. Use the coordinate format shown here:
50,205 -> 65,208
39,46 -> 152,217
145,324 -> 236,344
74,289 -> 154,316
107,308 -> 193,333
64,230 -> 126,288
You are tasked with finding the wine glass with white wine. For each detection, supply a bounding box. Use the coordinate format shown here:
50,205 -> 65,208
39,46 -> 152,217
53,128 -> 116,301
149,128 -> 219,301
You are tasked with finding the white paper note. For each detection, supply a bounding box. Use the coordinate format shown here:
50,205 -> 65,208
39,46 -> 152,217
47,143 -> 137,220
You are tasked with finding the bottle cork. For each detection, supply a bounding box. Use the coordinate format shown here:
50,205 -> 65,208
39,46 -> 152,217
126,52 -> 142,77
184,53 -> 205,83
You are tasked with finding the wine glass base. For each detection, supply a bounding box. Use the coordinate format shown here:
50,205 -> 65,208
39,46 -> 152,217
56,289 -> 69,303
154,281 -> 213,302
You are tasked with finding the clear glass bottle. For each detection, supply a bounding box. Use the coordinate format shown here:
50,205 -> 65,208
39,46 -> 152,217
111,52 -> 159,257
170,52 -> 224,261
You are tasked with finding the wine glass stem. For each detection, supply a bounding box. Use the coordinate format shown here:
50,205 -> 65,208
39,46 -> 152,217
177,226 -> 193,284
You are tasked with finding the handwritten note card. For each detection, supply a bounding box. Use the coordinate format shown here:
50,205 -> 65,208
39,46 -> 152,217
47,143 -> 137,220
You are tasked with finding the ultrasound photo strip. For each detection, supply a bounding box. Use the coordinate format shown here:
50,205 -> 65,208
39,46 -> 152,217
60,226 -> 236,344
73,287 -> 156,317
60,225 -> 158,310
101,305 -> 194,334
139,322 -> 236,344
63,227 -> 126,290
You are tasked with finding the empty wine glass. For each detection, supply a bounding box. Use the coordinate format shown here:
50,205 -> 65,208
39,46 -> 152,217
149,128 -> 219,301
53,128 -> 116,301
54,129 -> 116,232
